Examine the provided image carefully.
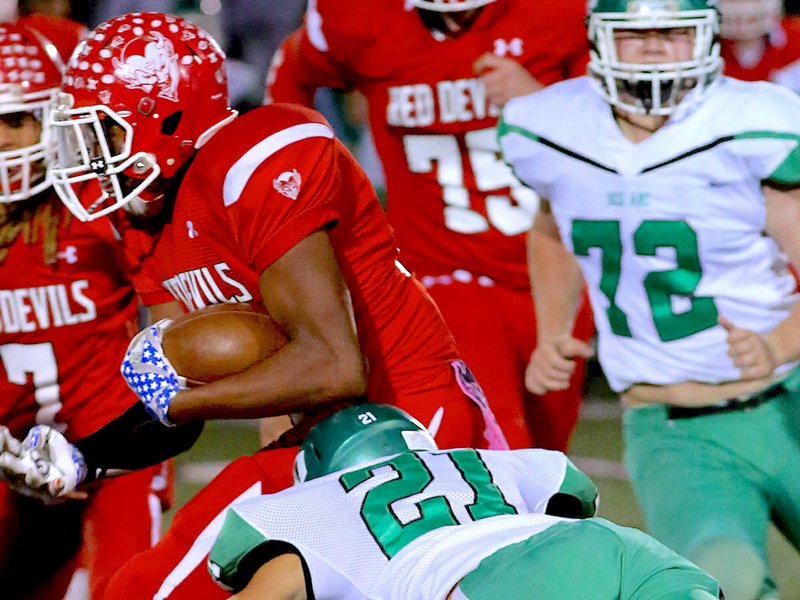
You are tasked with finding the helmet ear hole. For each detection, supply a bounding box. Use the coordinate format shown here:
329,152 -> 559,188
161,111 -> 183,135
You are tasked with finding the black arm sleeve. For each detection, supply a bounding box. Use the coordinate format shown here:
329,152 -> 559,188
74,402 -> 204,481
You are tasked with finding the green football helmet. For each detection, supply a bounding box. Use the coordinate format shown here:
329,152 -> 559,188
293,404 -> 438,483
587,0 -> 723,115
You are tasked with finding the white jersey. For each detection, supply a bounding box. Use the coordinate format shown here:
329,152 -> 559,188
208,448 -> 588,599
500,76 -> 800,391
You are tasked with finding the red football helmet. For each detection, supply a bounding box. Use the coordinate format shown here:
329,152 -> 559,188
0,23 -> 62,203
50,12 -> 236,221
408,0 -> 497,11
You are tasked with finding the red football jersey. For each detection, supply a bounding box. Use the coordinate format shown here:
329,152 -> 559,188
18,14 -> 88,64
721,18 -> 800,89
268,0 -> 588,290
0,197 -> 138,440
125,104 -> 460,403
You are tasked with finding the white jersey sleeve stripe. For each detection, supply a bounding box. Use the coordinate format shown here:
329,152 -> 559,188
306,0 -> 329,52
223,122 -> 334,207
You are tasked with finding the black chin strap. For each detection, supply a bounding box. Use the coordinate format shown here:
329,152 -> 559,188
621,79 -> 676,114
416,7 -> 483,39
612,108 -> 662,134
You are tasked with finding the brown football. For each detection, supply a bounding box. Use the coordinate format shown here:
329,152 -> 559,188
162,303 -> 288,386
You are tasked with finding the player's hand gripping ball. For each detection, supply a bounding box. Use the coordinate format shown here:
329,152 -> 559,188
121,318 -> 182,426
161,303 -> 288,386
122,304 -> 287,425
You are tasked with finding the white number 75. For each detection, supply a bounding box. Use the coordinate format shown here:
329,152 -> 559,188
403,128 -> 539,236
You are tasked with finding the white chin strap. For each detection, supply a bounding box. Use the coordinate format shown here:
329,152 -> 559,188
409,0 -> 496,12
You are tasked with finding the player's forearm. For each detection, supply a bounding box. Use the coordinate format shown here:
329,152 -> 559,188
74,402 -> 203,480
166,337 -> 367,423
763,186 -> 800,366
527,217 -> 584,340
765,300 -> 800,367
233,553 -> 307,600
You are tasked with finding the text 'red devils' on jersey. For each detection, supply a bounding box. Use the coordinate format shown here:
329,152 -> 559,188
0,204 -> 138,439
268,0 -> 588,289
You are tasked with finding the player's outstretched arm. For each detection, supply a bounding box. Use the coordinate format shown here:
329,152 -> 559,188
526,201 -> 593,395
713,185 -> 800,384
227,554 -> 306,600
165,231 -> 368,424
0,403 -> 203,503
266,26 -> 347,107
757,185 -> 800,371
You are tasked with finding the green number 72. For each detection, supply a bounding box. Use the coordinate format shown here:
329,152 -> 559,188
571,219 -> 718,342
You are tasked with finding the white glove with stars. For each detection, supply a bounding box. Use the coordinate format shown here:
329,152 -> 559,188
0,425 -> 88,504
120,319 -> 185,427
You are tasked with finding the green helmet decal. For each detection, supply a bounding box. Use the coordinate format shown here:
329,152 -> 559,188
293,404 -> 438,483
589,0 -> 719,12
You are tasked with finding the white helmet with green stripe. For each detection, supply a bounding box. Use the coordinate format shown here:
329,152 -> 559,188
588,0 -> 723,116
293,403 -> 438,483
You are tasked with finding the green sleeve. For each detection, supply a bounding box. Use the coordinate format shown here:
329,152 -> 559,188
545,458 -> 599,519
207,509 -> 270,592
734,131 -> 800,186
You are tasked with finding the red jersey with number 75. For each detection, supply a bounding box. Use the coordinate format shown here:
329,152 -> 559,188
267,0 -> 588,290
0,197 -> 139,440
124,104 -> 461,403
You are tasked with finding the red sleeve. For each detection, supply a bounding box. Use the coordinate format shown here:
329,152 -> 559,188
266,25 -> 354,105
266,0 -> 377,104
132,259 -> 174,307
19,14 -> 87,63
560,0 -> 590,79
226,134 -> 345,275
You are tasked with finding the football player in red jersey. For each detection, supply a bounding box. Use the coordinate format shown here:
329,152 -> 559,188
0,23 -> 179,599
40,12 -> 507,599
719,0 -> 800,91
266,0 -> 596,451
0,0 -> 89,63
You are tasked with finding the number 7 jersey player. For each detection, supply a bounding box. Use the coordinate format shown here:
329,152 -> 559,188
0,23 -> 170,599
267,0 -> 595,451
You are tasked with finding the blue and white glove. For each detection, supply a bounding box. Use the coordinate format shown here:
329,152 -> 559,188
121,319 -> 184,427
0,425 -> 87,504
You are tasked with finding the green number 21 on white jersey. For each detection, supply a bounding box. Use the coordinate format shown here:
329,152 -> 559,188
572,219 -> 719,342
340,449 -> 516,559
